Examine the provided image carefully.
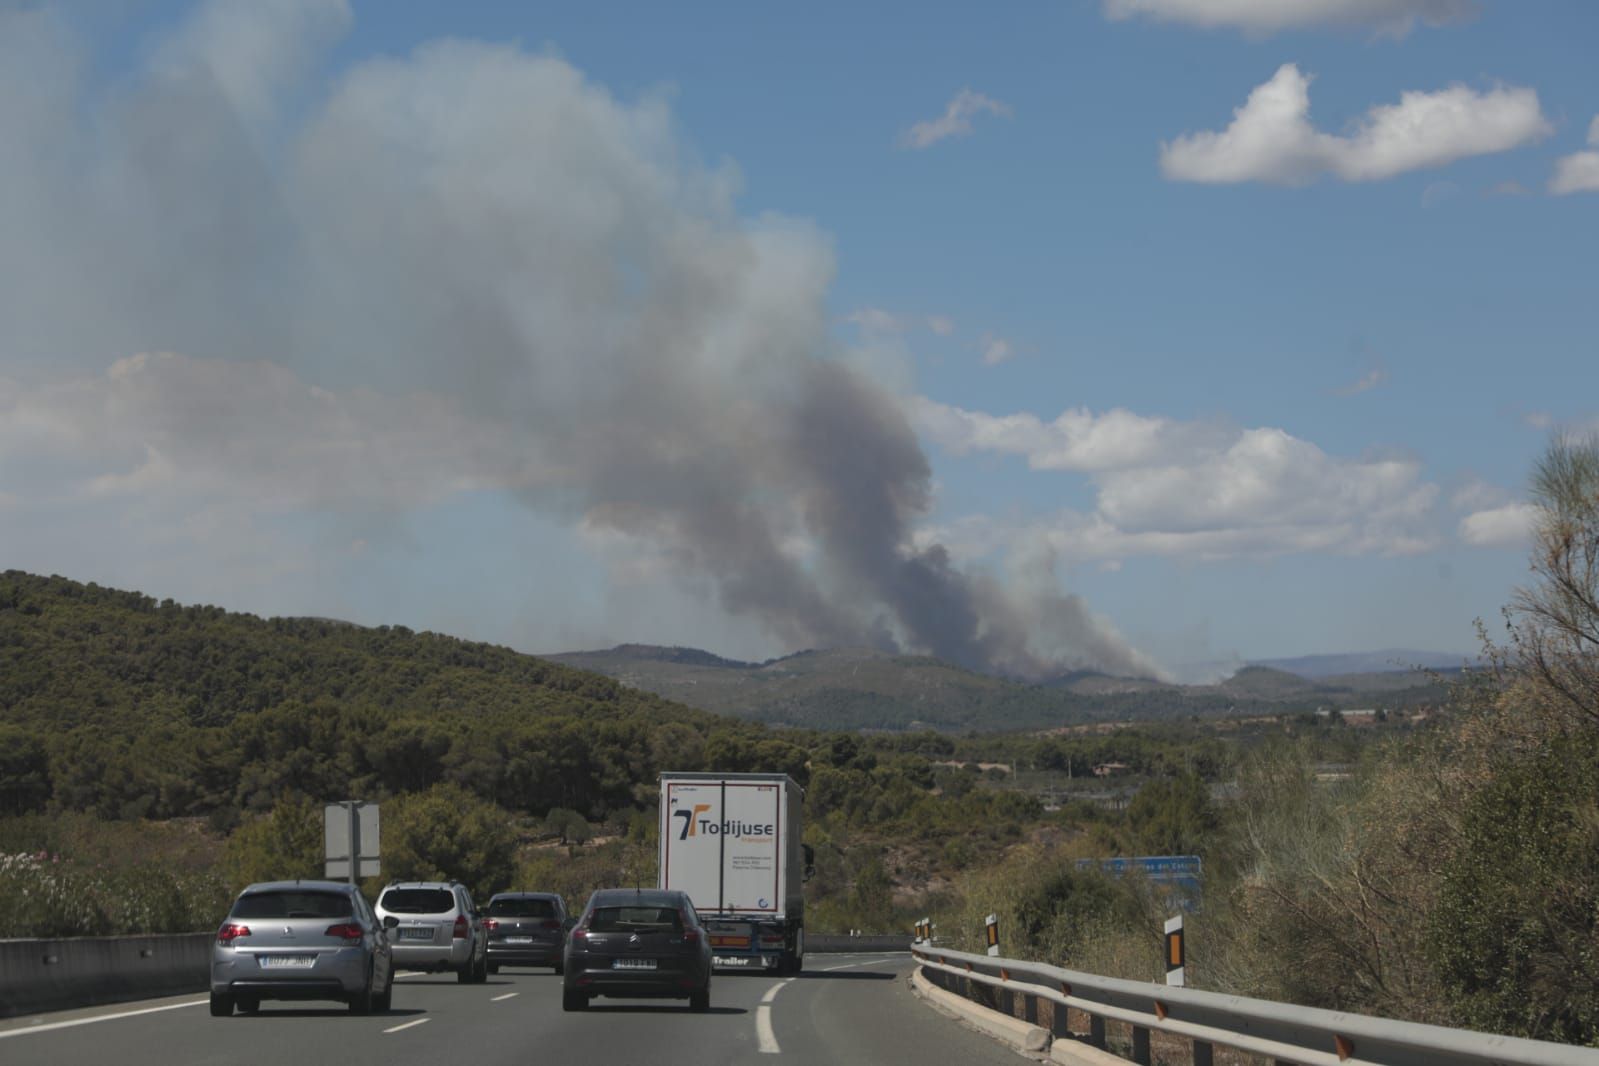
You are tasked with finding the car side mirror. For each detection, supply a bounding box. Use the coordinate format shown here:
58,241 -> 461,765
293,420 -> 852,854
383,915 -> 399,929
562,917 -> 576,931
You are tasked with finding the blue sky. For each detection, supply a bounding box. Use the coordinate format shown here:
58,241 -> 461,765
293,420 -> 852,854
2,1 -> 1594,677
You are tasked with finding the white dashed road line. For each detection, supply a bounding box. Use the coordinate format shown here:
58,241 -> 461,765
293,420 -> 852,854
0,998 -> 207,1040
383,1018 -> 430,1034
491,992 -> 519,1002
756,978 -> 794,1054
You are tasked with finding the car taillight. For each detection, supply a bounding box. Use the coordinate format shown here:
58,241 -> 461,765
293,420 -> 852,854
325,923 -> 363,943
679,910 -> 700,944
483,918 -> 499,933
570,927 -> 587,942
453,915 -> 469,939
217,923 -> 250,944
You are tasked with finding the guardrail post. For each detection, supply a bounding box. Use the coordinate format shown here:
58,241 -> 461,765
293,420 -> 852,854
1088,1014 -> 1106,1049
1193,1040 -> 1214,1066
1023,991 -> 1038,1025
1132,1025 -> 1151,1066
1050,998 -> 1070,1040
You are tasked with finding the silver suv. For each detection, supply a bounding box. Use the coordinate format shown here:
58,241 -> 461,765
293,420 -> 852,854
375,881 -> 488,982
210,880 -> 396,1016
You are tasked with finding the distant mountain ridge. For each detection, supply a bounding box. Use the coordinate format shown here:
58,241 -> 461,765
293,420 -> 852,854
1246,649 -> 1476,679
546,643 -> 1462,732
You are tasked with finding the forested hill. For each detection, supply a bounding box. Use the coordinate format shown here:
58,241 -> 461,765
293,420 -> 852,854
0,571 -> 700,730
0,571 -> 802,820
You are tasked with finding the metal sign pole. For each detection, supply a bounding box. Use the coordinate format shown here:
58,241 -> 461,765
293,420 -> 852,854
347,801 -> 359,887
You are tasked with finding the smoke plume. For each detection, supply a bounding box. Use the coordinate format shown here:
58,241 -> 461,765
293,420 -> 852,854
0,0 -> 1164,681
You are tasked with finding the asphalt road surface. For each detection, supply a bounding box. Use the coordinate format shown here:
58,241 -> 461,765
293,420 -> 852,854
0,955 -> 1028,1066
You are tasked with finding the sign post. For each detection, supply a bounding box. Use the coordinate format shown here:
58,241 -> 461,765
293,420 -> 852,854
325,801 -> 380,884
985,913 -> 1000,957
1164,914 -> 1185,987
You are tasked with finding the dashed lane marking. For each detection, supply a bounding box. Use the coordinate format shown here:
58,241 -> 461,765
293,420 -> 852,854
491,992 -> 519,1002
383,1018 -> 430,1034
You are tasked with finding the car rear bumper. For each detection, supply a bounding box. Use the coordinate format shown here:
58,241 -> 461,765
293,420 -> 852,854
567,971 -> 704,998
486,941 -> 561,965
565,957 -> 708,998
391,940 -> 473,970
211,949 -> 368,995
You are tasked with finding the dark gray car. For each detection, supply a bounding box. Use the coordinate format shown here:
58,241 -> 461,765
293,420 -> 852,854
562,889 -> 711,1012
484,892 -> 570,973
210,880 -> 395,1016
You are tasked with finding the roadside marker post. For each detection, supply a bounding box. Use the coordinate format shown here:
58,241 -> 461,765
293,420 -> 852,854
985,913 -> 999,957
1164,915 -> 1185,987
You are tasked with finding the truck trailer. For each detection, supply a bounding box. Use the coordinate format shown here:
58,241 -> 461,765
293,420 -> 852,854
657,772 -> 811,973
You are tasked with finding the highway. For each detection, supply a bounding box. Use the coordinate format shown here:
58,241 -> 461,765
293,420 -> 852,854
0,954 -> 1025,1066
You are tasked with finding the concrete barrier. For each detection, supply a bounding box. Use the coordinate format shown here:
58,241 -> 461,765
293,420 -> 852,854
910,969 -> 1050,1052
0,934 -> 211,1018
806,934 -> 912,953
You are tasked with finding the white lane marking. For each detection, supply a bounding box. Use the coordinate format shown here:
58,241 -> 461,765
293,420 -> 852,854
756,977 -> 795,1053
383,1018 -> 430,1034
491,992 -> 519,1002
0,998 -> 206,1040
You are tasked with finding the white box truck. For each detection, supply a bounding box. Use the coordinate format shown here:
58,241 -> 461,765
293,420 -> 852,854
658,772 -> 812,973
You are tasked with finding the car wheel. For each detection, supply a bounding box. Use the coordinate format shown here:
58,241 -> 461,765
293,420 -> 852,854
349,965 -> 375,1015
237,995 -> 260,1015
689,985 -> 710,1012
552,960 -> 563,976
474,950 -> 489,983
374,970 -> 393,1013
209,992 -> 234,1018
486,962 -> 499,975
457,959 -> 473,984
561,989 -> 588,1012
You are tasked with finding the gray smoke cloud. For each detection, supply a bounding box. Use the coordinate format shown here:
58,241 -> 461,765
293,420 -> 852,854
0,0 -> 1166,681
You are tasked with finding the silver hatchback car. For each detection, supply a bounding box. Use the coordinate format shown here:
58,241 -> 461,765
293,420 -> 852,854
375,881 -> 488,982
210,880 -> 395,1016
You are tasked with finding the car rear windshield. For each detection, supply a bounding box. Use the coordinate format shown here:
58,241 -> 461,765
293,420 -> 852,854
489,897 -> 557,918
588,906 -> 681,933
232,891 -> 353,920
380,888 -> 456,914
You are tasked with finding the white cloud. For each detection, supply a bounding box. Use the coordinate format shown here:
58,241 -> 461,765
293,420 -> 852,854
910,398 -> 1221,472
1161,64 -> 1551,185
914,398 -> 1439,560
846,308 -> 957,337
0,352 -> 545,513
899,89 -> 1011,150
979,333 -> 1014,366
1103,0 -> 1478,35
154,0 -> 352,125
1550,115 -> 1599,195
1450,478 -> 1506,513
1459,502 -> 1540,548
1336,368 -> 1388,395
1524,411 -> 1554,430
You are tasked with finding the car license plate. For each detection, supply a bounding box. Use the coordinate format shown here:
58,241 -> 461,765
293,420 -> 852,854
715,955 -> 752,967
400,927 -> 433,941
259,955 -> 315,969
611,958 -> 657,970
505,936 -> 533,944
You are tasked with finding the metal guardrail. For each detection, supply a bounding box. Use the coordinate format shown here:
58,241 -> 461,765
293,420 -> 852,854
912,942 -> 1599,1066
